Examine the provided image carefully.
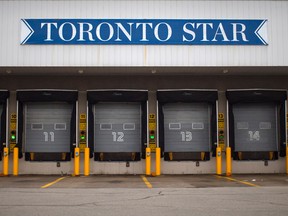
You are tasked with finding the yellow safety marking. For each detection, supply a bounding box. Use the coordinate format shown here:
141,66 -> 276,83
218,113 -> 224,119
80,114 -> 86,119
141,175 -> 152,188
149,114 -> 155,119
41,177 -> 67,189
216,175 -> 260,187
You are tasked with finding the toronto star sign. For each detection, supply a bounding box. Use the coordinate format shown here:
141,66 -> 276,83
20,19 -> 268,45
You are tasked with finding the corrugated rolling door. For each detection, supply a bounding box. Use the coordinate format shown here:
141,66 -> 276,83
157,90 -> 218,161
17,90 -> 78,161
0,90 -> 9,159
226,89 -> 287,160
87,90 -> 148,161
24,102 -> 72,153
94,103 -> 141,152
234,103 -> 277,152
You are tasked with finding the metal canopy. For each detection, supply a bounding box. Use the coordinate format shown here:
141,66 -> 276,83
0,90 -> 9,103
226,89 -> 287,103
157,89 -> 218,103
17,89 -> 78,102
87,90 -> 148,103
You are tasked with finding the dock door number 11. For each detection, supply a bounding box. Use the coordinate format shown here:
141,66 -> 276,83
43,132 -> 55,142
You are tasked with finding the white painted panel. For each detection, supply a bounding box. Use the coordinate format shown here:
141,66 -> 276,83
0,0 -> 288,67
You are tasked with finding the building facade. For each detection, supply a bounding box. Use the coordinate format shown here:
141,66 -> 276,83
1,0 -> 288,175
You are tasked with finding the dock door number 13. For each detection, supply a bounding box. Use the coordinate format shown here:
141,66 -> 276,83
180,131 -> 192,142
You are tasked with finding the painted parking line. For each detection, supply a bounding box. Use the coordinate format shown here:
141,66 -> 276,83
41,177 -> 67,188
216,175 -> 260,187
141,175 -> 153,188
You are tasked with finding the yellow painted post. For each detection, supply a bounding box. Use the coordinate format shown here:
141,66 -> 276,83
286,146 -> 288,175
226,147 -> 232,176
216,147 -> 222,175
13,147 -> 19,176
74,148 -> 80,176
84,147 -> 90,176
3,147 -> 9,176
145,148 -> 151,176
155,147 -> 161,176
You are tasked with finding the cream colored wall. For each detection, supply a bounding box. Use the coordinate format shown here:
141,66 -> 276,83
1,0 -> 288,68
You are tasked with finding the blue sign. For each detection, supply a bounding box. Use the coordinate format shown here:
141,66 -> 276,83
21,19 -> 268,45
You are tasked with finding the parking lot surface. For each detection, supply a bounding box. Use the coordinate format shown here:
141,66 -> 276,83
0,174 -> 288,216
1,174 -> 288,188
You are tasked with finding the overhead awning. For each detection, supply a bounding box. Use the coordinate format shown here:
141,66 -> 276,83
226,89 -> 287,103
87,90 -> 148,103
0,90 -> 9,103
157,89 -> 218,103
17,89 -> 78,102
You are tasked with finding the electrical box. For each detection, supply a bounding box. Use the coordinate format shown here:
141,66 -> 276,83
79,114 -> 86,153
149,113 -> 156,153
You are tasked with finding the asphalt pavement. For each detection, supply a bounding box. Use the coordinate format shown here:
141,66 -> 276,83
0,174 -> 287,216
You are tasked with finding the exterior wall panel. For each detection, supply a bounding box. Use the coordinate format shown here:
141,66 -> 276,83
0,0 -> 288,68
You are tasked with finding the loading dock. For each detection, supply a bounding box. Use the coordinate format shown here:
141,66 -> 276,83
226,89 -> 287,161
157,90 -> 218,161
16,90 -> 78,162
87,90 -> 148,162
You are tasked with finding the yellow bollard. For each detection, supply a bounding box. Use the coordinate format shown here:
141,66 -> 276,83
286,146 -> 288,175
226,147 -> 232,176
3,147 -> 9,176
74,148 -> 80,176
84,147 -> 90,176
13,147 -> 19,176
155,147 -> 161,176
216,147 -> 222,175
145,148 -> 151,176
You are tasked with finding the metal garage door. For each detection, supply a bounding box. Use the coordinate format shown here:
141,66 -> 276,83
94,102 -> 141,152
233,103 -> 278,152
24,102 -> 73,153
163,103 -> 211,152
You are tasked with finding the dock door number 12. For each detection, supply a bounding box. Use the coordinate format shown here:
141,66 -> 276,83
112,132 -> 124,142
